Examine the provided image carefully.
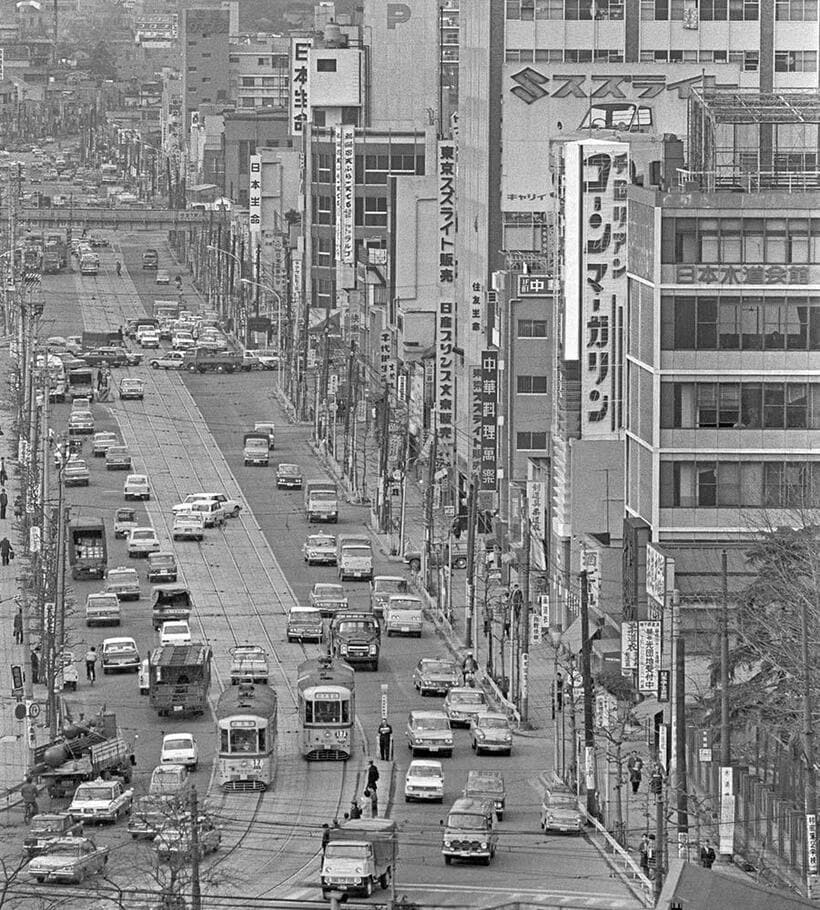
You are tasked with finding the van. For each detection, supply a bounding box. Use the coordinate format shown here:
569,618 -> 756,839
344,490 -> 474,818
286,606 -> 324,643
305,480 -> 338,523
189,499 -> 225,528
335,535 -> 371,566
441,797 -> 498,865
338,545 -> 374,582
385,595 -> 424,638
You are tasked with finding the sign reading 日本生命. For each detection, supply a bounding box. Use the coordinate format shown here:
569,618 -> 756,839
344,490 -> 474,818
290,38 -> 312,135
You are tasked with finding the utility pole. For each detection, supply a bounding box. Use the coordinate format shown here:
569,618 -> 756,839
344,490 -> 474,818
343,341 -> 355,480
464,480 -> 478,650
654,776 -> 666,902
718,548 -> 733,863
674,632 -> 689,855
580,571 -> 597,818
801,583 -> 817,899
190,786 -> 202,910
520,488 -> 531,727
422,432 -> 437,593
379,393 -> 390,533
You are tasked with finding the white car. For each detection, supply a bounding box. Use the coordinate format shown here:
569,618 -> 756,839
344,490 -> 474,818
127,526 -> 160,558
160,620 -> 192,646
124,474 -> 150,500
92,431 -> 119,457
68,779 -> 133,824
171,492 -> 241,518
101,637 -> 140,674
104,567 -> 140,601
172,331 -> 195,350
150,351 -> 186,370
404,760 -> 445,802
139,331 -> 160,349
25,836 -> 109,883
172,512 -> 205,541
160,733 -> 199,770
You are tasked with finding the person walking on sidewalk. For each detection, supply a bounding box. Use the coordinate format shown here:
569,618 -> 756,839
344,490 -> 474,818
0,457 -> 8,486
363,786 -> 378,818
627,750 -> 644,794
30,647 -> 40,684
0,535 -> 13,565
378,719 -> 393,761
700,840 -> 716,869
639,833 -> 650,876
0,487 -> 8,519
13,606 -> 22,644
85,646 -> 97,683
366,759 -> 380,792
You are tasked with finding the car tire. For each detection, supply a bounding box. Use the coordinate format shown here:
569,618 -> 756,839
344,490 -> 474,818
191,762 -> 198,772
444,856 -> 452,865
151,362 -> 159,369
482,856 -> 491,866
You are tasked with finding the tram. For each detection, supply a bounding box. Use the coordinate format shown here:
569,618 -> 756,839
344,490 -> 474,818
216,682 -> 278,790
297,656 -> 355,761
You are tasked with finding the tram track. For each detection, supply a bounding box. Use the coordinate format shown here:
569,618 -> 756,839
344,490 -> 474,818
74,264 -> 355,894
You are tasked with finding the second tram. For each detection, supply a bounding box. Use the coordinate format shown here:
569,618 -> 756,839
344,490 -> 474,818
297,656 -> 355,760
216,682 -> 278,790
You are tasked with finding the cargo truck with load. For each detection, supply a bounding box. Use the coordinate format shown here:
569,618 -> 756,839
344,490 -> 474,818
67,367 -> 95,401
304,480 -> 338,523
321,818 -> 396,898
183,348 -> 246,373
148,643 -> 212,717
35,714 -> 134,799
151,585 -> 193,630
69,517 -> 107,580
81,330 -> 124,349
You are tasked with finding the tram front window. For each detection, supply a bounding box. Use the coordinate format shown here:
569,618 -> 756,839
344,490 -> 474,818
228,728 -> 259,753
306,698 -> 350,724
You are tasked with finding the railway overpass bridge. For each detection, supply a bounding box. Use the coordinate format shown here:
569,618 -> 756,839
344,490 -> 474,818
18,206 -> 225,232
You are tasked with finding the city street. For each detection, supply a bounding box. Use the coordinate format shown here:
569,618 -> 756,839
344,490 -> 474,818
0,234 -> 642,908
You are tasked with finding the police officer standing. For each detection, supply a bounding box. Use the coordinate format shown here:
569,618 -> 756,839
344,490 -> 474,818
378,718 -> 393,761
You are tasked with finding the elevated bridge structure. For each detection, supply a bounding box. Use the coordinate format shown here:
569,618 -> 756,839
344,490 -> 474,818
18,206 -> 225,232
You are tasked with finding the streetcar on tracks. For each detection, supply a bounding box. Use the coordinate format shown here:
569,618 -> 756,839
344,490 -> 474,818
297,656 -> 355,761
216,683 -> 278,790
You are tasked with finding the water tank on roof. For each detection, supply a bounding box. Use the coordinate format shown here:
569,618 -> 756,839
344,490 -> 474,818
324,22 -> 345,47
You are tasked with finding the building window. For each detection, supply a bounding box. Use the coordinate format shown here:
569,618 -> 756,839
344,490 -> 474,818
241,77 -> 255,87
661,295 -> 820,351
315,153 -> 332,184
240,98 -> 255,107
316,236 -> 333,267
661,217 -> 820,264
257,57 -> 269,66
775,50 -> 818,71
518,319 -> 548,337
641,0 -> 684,16
229,55 -> 239,63
201,52 -> 212,58
776,0 -> 818,17
355,195 -> 387,228
516,431 -> 548,449
315,195 -> 332,225
517,375 -> 548,394
564,0 -> 594,17
316,58 -> 337,72
201,77 -> 211,83
660,460 -> 820,508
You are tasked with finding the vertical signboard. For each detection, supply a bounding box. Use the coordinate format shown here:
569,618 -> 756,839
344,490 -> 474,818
480,350 -> 498,492
621,620 -> 638,672
719,766 -> 736,857
563,140 -> 629,438
637,620 -> 662,693
470,281 -> 483,332
438,140 -> 456,287
471,367 -> 482,471
807,813 -> 818,896
248,155 -> 262,246
436,301 -> 455,448
334,125 -> 355,265
290,37 -> 312,135
0,48 -> 5,82
526,480 -> 546,571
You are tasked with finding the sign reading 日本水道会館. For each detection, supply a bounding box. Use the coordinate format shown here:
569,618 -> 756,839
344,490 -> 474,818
673,264 -> 811,285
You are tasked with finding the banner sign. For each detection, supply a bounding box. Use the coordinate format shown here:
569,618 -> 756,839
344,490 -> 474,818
290,37 -> 312,135
637,620 -> 662,693
471,367 -> 482,471
248,154 -> 262,243
436,301 -> 454,447
621,621 -> 638,671
518,274 -> 552,297
437,140 -> 456,285
480,350 -> 498,491
335,125 -> 355,264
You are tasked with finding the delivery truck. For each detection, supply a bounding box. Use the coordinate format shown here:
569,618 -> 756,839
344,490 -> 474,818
243,432 -> 270,466
321,818 -> 396,898
68,517 -> 107,580
304,480 -> 339,523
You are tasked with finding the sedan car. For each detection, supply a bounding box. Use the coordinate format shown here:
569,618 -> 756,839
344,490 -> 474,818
139,330 -> 160,349
92,431 -> 119,457
68,779 -> 133,824
105,445 -> 132,471
309,582 -> 349,617
413,658 -> 462,697
404,760 -> 445,802
302,533 -> 337,566
253,349 -> 280,370
172,512 -> 205,541
171,492 -> 241,518
160,733 -> 199,770
25,837 -> 108,884
155,269 -> 170,285
470,712 -> 514,756
154,815 -> 220,862
540,787 -> 584,835
124,474 -> 150,500
443,688 -> 490,727
127,526 -> 160,558
118,378 -> 144,400
105,566 -> 140,601
63,458 -> 90,486
276,463 -> 303,489
160,620 -> 192,646
172,331 -> 196,350
24,813 -> 84,858
150,351 -> 186,370
101,637 -> 140,673
68,410 -> 94,435
81,347 -> 127,368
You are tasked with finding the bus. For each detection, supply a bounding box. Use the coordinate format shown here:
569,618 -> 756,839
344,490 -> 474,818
216,683 -> 278,791
297,656 -> 355,761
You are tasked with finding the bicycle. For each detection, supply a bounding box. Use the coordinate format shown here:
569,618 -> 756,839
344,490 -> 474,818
23,799 -> 39,823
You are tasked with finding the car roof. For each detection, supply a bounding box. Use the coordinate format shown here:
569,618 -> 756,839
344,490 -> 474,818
103,637 -> 136,646
410,709 -> 449,719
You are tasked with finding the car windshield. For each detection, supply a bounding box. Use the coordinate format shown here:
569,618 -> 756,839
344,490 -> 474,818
315,585 -> 342,596
452,692 -> 486,705
447,813 -> 487,830
133,531 -> 154,539
337,621 -> 375,633
77,787 -> 114,801
108,572 -> 134,581
327,844 -> 369,859
152,555 -> 174,565
31,817 -> 62,832
308,536 -> 333,547
164,738 -> 192,751
423,661 -> 455,675
391,599 -> 421,611
105,644 -> 135,654
550,796 -> 578,810
50,843 -> 83,856
410,765 -> 442,778
376,579 -> 407,594
415,716 -> 449,731
165,624 -> 187,634
280,464 -> 299,473
481,716 -> 509,729
469,777 -> 502,793
342,547 -> 371,558
312,491 -> 336,501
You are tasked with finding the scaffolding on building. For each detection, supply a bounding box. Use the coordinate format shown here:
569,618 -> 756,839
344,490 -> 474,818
681,88 -> 820,193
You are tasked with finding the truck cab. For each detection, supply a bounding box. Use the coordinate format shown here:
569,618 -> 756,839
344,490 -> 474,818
304,480 -> 338,523
338,545 -> 374,582
243,432 -> 270,466
330,610 -> 380,671
321,818 -> 396,898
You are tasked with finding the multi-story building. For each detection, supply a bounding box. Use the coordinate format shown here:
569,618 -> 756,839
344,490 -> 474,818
180,5 -> 232,126
455,0 -> 820,631
228,35 -> 290,112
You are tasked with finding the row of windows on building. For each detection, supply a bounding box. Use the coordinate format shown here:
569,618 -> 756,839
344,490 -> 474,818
507,0 -> 816,18
660,381 -> 820,428
505,48 -> 812,69
660,460 -> 819,508
662,217 -> 820,265
661,297 -> 820,351
313,153 -> 425,185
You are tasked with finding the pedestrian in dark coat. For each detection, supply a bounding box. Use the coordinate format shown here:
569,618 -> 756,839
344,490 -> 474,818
30,647 -> 39,684
366,759 -> 380,791
0,487 -> 8,519
378,719 -> 393,761
0,457 -> 8,485
627,751 -> 644,794
0,536 -> 13,565
13,607 -> 22,644
700,841 -> 716,869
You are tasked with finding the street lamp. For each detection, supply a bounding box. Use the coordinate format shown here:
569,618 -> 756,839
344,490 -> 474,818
241,277 -> 283,390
